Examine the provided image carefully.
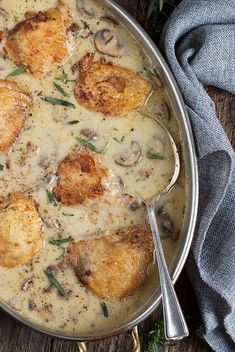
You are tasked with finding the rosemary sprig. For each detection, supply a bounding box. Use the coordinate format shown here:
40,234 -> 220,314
46,189 -> 58,206
49,236 -> 73,246
100,302 -> 109,318
146,150 -> 167,160
44,270 -> 67,297
42,97 -> 76,109
53,82 -> 70,97
8,64 -> 27,77
77,137 -> 109,155
55,69 -> 75,84
147,320 -> 179,351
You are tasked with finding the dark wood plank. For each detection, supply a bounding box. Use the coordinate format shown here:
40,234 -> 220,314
0,1 -> 234,352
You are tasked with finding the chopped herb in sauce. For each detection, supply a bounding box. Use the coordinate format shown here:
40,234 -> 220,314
77,137 -> 109,155
53,82 -> 70,97
146,150 -> 167,160
66,120 -> 80,125
142,65 -> 153,78
46,189 -> 58,207
0,164 -> 4,171
49,236 -> 73,246
113,136 -> 125,144
100,302 -> 109,318
55,69 -> 75,84
44,270 -> 67,297
147,321 -> 166,352
42,97 -> 76,109
8,64 -> 27,77
62,212 -> 75,217
49,235 -> 73,260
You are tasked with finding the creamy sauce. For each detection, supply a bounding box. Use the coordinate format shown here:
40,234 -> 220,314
0,0 -> 186,336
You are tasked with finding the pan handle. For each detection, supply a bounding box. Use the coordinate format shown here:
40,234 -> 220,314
77,326 -> 141,352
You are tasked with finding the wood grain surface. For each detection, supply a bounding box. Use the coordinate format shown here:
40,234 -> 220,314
0,1 -> 234,351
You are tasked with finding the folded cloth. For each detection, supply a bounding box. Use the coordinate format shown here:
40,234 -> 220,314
160,1 -> 235,351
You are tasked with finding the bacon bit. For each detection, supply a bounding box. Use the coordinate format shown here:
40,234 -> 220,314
80,128 -> 97,140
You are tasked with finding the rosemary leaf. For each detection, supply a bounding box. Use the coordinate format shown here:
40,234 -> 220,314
55,69 -> 75,84
77,137 -> 109,155
44,270 -> 67,297
100,302 -> 109,318
0,164 -> 4,171
62,212 -> 75,216
66,120 -> 80,125
46,189 -> 58,206
43,97 -> 76,109
8,64 -> 27,77
146,150 -> 167,160
49,236 -> 73,246
113,137 -> 121,144
53,82 -> 70,97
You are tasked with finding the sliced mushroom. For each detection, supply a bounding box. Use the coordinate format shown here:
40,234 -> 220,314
80,128 -> 97,140
157,207 -> 174,238
114,141 -> 142,167
76,0 -> 95,19
21,278 -> 33,292
101,173 -> 124,196
0,8 -> 8,18
100,16 -> 118,27
79,20 -> 93,38
94,29 -> 123,57
122,194 -> 143,211
42,217 -> 61,229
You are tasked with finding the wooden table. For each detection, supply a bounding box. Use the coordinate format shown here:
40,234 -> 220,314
0,2 -> 234,352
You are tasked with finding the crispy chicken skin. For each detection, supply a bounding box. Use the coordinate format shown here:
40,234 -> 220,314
0,79 -> 32,153
73,53 -> 152,116
2,1 -> 73,78
0,193 -> 44,268
53,148 -> 108,206
69,226 -> 154,299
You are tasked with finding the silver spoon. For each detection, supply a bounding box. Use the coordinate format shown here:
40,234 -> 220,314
142,113 -> 189,340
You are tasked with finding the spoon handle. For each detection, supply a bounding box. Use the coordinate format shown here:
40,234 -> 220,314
147,204 -> 189,340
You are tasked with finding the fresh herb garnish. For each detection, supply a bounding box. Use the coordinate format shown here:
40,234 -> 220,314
147,321 -> 166,352
146,150 -> 167,160
49,236 -> 73,246
66,120 -> 80,125
113,136 -> 125,144
113,137 -> 121,144
8,64 -> 27,77
143,65 -> 153,78
100,302 -> 109,318
49,235 -> 73,260
0,164 -> 4,171
77,137 -> 109,155
43,97 -> 76,109
53,82 -> 70,97
62,212 -> 75,217
55,69 -> 75,84
44,270 -> 67,297
46,189 -> 58,206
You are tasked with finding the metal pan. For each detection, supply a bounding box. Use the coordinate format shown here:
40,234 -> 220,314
0,0 -> 198,349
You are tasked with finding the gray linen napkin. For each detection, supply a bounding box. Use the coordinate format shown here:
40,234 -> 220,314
160,1 -> 235,351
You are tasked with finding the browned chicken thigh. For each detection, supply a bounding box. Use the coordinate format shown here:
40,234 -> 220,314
69,225 -> 154,299
73,53 -> 152,116
53,147 -> 108,206
2,1 -> 73,78
0,193 -> 44,268
0,79 -> 32,153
